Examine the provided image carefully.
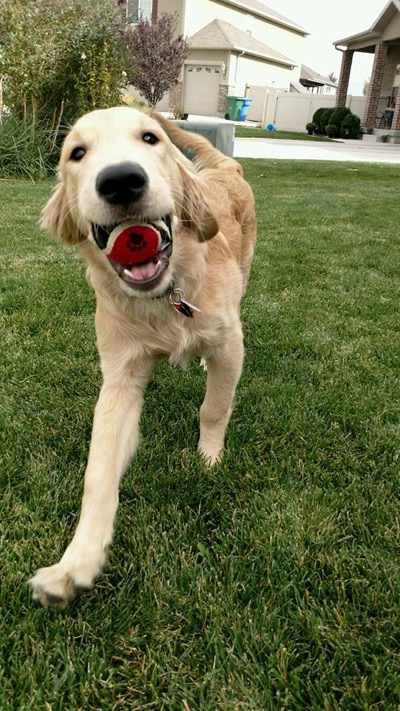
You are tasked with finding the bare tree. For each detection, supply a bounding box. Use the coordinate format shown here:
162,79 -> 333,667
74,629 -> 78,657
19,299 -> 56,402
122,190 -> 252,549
128,13 -> 188,107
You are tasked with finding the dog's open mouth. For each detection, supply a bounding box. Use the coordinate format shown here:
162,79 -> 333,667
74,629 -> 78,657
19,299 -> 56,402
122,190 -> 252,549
91,216 -> 172,290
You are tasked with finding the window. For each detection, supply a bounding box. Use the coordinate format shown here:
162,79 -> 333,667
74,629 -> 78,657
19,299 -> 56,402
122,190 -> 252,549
126,0 -> 152,22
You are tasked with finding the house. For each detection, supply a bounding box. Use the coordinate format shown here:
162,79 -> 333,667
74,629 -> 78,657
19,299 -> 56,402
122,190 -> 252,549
334,0 -> 400,136
298,64 -> 337,95
147,0 -> 309,116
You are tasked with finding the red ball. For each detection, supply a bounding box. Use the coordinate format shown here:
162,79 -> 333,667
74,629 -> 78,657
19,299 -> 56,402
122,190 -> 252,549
105,223 -> 162,265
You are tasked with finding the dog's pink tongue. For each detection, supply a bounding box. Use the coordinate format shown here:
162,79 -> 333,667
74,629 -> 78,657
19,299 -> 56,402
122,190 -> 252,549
123,261 -> 160,282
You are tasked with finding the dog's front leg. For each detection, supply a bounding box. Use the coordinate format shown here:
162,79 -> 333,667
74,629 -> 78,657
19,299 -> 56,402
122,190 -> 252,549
29,358 -> 154,608
198,329 -> 244,465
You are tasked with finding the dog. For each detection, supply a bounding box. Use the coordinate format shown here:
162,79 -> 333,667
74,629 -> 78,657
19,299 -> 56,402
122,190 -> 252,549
29,106 -> 256,607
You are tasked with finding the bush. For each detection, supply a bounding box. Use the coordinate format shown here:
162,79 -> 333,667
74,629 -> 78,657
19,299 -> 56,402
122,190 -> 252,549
0,115 -> 59,179
312,106 -> 361,139
329,106 -> 351,133
325,124 -> 338,138
171,106 -> 186,120
340,112 -> 361,139
320,108 -> 334,134
0,0 -> 128,126
312,107 -> 326,134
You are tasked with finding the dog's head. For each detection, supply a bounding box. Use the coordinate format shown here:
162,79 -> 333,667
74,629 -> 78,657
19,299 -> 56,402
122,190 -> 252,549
42,106 -> 218,297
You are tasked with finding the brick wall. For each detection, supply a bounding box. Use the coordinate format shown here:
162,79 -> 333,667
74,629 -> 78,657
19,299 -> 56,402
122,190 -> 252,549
336,50 -> 354,107
169,83 -> 183,110
218,83 -> 229,116
363,43 -> 389,129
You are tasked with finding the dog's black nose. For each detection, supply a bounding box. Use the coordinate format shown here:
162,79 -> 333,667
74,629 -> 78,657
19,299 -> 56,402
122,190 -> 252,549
96,162 -> 148,207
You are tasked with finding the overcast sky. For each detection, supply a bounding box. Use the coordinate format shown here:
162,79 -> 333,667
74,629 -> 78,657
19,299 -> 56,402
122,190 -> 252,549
276,0 -> 388,93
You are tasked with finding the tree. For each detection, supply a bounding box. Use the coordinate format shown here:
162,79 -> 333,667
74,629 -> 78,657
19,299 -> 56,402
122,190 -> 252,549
127,14 -> 188,107
328,71 -> 338,84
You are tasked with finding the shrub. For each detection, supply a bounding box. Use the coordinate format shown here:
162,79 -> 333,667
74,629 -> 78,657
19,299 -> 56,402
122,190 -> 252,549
305,121 -> 316,134
312,107 -> 326,134
325,124 -> 338,138
312,106 -> 362,140
340,112 -> 361,139
171,106 -> 186,120
0,115 -> 59,179
329,106 -> 351,132
0,0 -> 128,126
320,108 -> 334,134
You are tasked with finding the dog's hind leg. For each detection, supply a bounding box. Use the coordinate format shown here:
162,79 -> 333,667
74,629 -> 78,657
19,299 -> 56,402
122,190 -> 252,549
198,329 -> 244,466
29,356 -> 154,608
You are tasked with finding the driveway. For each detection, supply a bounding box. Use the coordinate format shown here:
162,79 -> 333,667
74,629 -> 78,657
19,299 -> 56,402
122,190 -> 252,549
234,137 -> 400,163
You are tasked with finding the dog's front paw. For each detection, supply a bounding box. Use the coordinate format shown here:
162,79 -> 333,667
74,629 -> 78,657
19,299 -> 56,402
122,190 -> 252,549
29,563 -> 91,608
198,444 -> 223,467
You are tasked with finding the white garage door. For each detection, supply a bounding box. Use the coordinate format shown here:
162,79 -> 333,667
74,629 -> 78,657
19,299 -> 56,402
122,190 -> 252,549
183,65 -> 222,116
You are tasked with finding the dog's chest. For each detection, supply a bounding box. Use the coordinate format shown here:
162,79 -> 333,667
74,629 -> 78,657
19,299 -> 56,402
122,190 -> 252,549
128,305 -> 209,366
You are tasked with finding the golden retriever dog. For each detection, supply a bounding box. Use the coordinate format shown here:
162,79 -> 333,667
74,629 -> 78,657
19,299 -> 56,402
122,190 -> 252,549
29,106 -> 256,607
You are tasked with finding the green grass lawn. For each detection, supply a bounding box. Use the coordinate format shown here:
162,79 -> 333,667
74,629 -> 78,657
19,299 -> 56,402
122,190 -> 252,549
234,126 -> 338,141
1,161 -> 399,710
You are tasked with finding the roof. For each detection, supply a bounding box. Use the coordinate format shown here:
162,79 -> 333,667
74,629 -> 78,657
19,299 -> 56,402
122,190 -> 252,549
218,0 -> 308,35
334,0 -> 400,49
188,19 -> 297,67
300,64 -> 337,88
290,80 -> 309,93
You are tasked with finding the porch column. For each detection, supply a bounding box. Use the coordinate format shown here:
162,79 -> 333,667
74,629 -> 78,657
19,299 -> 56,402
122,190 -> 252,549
335,49 -> 354,107
363,42 -> 388,130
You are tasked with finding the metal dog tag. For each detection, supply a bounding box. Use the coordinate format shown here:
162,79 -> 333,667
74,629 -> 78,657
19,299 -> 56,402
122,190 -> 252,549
169,289 -> 201,318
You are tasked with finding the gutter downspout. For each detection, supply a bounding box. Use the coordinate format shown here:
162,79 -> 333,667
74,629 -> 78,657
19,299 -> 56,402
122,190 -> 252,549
234,50 -> 245,85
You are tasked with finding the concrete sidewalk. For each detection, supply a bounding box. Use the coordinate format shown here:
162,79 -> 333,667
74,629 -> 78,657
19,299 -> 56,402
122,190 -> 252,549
171,113 -> 400,163
233,136 -> 400,163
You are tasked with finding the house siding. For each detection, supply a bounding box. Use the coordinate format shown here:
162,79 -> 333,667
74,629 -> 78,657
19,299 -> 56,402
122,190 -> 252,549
229,54 -> 296,95
158,0 -> 185,32
156,0 -> 307,114
190,0 -> 303,67
383,46 -> 400,95
383,12 -> 400,41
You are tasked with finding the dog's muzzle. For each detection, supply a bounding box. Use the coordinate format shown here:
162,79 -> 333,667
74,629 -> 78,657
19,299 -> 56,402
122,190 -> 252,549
91,216 -> 173,290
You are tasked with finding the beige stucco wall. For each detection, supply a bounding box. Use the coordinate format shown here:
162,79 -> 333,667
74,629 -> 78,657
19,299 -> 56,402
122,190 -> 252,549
229,54 -> 297,95
156,0 -> 306,113
180,0 -> 305,69
187,48 -> 229,64
382,12 -> 400,41
185,49 -> 298,97
382,46 -> 400,94
157,0 -> 185,33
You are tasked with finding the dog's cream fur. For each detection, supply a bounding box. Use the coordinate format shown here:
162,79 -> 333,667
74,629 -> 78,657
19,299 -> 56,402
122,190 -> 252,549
29,106 -> 256,607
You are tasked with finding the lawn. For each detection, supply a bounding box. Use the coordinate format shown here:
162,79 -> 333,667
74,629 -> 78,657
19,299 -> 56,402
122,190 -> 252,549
234,126 -> 338,141
1,161 -> 399,710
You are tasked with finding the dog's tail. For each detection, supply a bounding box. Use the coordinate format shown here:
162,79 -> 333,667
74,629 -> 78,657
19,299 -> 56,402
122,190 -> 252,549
153,111 -> 243,175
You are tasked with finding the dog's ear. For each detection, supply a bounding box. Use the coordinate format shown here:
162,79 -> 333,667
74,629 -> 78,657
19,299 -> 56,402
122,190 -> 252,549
41,182 -> 86,246
179,164 -> 219,242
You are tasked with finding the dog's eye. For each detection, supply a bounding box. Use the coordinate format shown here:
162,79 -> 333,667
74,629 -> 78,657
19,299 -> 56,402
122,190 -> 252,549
70,146 -> 86,161
142,132 -> 159,145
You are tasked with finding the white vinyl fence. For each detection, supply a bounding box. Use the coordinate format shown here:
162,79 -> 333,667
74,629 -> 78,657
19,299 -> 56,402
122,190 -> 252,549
245,86 -> 366,131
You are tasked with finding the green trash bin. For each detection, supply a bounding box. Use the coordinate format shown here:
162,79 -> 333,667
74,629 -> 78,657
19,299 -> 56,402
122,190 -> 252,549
225,96 -> 245,121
